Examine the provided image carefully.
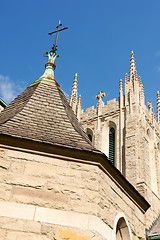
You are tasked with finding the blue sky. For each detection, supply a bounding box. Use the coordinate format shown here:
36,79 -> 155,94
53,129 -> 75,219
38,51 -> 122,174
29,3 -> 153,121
0,0 -> 160,112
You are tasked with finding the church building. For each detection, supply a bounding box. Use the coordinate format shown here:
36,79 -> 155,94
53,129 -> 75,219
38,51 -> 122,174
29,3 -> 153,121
70,51 -> 160,196
0,42 -> 159,239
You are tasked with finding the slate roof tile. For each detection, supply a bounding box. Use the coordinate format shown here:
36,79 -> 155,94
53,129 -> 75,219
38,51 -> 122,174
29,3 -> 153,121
0,79 -> 97,152
147,215 -> 160,238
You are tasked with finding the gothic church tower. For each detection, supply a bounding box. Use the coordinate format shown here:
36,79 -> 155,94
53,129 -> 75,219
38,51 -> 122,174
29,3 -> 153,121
70,51 -> 160,201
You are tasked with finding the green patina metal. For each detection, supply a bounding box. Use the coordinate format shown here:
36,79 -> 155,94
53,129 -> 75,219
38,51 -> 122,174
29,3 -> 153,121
149,236 -> 160,240
30,78 -> 55,85
31,21 -> 68,88
0,97 -> 7,108
31,22 -> 68,95
30,61 -> 56,86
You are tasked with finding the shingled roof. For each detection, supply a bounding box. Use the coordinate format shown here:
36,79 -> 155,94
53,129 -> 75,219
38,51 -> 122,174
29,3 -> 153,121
0,61 -> 96,152
147,215 -> 160,239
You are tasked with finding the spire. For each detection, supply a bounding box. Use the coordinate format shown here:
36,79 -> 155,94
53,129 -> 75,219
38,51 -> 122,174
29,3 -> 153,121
70,73 -> 78,113
77,94 -> 81,107
134,69 -> 138,79
76,95 -> 81,121
124,73 -> 129,107
38,54 -> 56,79
67,95 -> 70,102
129,89 -> 133,114
129,51 -> 137,82
157,91 -> 160,123
139,76 -> 144,104
147,102 -> 153,112
32,51 -> 61,87
119,79 -> 123,108
33,23 -> 62,86
119,79 -> 123,92
34,21 -> 68,87
125,73 -> 128,84
148,102 -> 154,123
138,76 -> 142,85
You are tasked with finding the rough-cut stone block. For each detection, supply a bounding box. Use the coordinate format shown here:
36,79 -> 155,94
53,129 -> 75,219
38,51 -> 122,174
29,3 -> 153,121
13,186 -> 68,203
0,229 -> 6,239
0,159 -> 10,170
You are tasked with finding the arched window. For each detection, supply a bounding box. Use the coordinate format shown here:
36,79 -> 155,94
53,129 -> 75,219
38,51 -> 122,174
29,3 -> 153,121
109,127 -> 115,165
116,217 -> 131,240
88,134 -> 92,142
147,128 -> 151,139
86,128 -> 93,143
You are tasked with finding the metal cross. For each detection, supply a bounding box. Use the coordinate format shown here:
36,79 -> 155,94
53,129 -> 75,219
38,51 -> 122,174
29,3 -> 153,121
48,21 -> 68,52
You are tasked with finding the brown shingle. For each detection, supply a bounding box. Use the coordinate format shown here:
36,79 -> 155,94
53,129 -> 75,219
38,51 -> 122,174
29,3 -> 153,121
0,79 -> 96,152
147,215 -> 160,238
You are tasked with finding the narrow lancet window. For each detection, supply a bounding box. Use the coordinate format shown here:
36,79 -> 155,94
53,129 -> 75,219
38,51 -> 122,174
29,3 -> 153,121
86,128 -> 93,143
88,134 -> 92,142
109,127 -> 115,165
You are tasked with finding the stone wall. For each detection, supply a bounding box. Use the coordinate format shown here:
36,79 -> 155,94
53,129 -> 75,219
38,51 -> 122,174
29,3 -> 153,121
81,93 -> 160,197
81,98 -> 121,170
81,99 -> 119,123
0,146 -> 151,240
0,216 -> 106,240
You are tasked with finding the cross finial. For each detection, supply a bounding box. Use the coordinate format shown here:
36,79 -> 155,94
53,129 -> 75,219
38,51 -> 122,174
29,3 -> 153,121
96,91 -> 106,102
48,21 -> 68,53
44,21 -> 68,64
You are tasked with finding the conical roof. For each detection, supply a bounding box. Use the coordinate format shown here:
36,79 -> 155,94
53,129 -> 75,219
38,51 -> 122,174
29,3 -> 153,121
147,215 -> 160,239
0,60 -> 95,152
